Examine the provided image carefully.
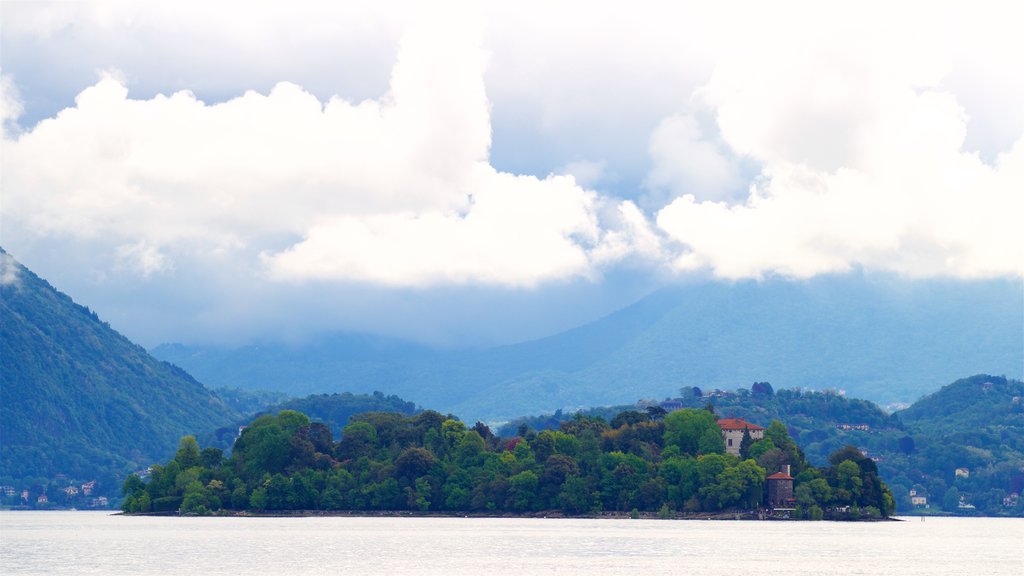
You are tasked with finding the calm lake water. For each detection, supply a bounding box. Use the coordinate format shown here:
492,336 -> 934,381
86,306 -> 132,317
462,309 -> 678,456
1,512 -> 1021,575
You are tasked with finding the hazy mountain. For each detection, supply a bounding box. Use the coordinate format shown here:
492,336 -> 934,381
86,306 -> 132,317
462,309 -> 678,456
0,249 -> 238,490
201,391 -> 421,451
154,274 -> 1023,422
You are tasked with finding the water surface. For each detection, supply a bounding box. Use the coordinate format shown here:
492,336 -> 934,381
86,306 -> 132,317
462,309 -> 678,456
2,512 -> 1020,575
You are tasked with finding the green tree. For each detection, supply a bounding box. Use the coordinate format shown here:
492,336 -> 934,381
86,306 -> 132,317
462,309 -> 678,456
834,460 -> 863,505
664,409 -> 722,456
508,470 -> 539,511
557,475 -> 594,514
943,486 -> 961,512
395,448 -> 437,481
230,485 -> 249,509
174,436 -> 202,469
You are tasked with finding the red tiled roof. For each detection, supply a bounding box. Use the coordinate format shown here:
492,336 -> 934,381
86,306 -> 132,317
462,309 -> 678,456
767,472 -> 793,480
717,418 -> 764,431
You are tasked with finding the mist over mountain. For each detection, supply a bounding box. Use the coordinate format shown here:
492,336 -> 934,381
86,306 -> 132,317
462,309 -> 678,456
0,249 -> 237,490
154,274 -> 1023,422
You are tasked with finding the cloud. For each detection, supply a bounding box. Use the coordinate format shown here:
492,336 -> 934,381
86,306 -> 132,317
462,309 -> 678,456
265,167 -> 604,287
558,160 -> 606,189
0,72 -> 23,138
1,1 -> 1022,353
0,252 -> 20,287
644,113 -> 745,203
653,3 -> 1024,280
1,5 -> 647,289
115,241 -> 172,278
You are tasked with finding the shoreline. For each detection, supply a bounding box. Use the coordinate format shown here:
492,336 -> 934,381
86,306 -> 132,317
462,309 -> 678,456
118,509 -> 900,521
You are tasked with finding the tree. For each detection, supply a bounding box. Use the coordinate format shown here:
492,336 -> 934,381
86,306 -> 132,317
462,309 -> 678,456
834,460 -> 863,505
230,485 -> 249,509
558,475 -> 594,514
739,427 -> 754,459
408,476 -> 432,511
611,411 -> 648,429
122,474 -> 145,498
943,486 -> 961,512
508,470 -> 539,511
645,406 -> 668,421
664,409 -> 722,456
174,436 -> 201,469
535,454 -> 576,506
897,435 -> 916,454
395,447 -> 437,481
201,447 -> 224,468
337,421 -> 377,460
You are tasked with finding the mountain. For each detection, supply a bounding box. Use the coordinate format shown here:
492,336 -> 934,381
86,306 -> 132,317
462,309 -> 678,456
202,391 -> 421,450
0,249 -> 238,495
882,374 -> 1024,513
154,275 -> 1023,422
898,374 -> 1024,436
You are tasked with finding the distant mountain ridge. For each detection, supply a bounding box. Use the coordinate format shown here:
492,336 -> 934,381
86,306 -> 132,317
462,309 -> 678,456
0,249 -> 238,493
154,274 -> 1023,422
201,391 -> 421,450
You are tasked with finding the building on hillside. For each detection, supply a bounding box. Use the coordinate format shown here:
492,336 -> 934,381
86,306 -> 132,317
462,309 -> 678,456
767,465 -> 795,509
717,418 -> 764,456
0,485 -> 15,497
81,481 -> 95,496
911,490 -> 928,508
63,486 -> 79,497
955,468 -> 970,478
660,400 -> 683,412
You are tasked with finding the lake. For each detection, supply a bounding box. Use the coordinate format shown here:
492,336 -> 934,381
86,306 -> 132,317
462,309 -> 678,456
1,512 -> 1021,575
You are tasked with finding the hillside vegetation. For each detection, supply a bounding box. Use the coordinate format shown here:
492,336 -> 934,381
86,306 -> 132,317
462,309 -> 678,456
203,391 -> 420,450
883,375 -> 1024,515
502,376 -> 1024,516
0,249 -> 237,500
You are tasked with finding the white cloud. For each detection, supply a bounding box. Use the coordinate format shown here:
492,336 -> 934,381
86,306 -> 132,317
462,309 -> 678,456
645,113 -> 744,203
2,0 -> 1022,312
115,241 -> 172,278
0,72 -> 23,138
1,4 -> 645,289
265,167 -> 601,287
0,252 -> 20,287
655,3 -> 1024,280
558,160 -> 606,189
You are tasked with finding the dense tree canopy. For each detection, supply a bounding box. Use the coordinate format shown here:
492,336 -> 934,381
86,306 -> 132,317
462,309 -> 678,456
125,408 -> 894,519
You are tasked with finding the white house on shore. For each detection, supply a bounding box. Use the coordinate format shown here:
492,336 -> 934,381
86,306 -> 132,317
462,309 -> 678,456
717,418 -> 765,456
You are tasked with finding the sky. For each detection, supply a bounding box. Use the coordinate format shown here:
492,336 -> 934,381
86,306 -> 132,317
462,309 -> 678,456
1,1 -> 1022,348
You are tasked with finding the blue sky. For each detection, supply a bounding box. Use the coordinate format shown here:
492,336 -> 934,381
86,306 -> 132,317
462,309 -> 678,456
1,1 -> 1022,348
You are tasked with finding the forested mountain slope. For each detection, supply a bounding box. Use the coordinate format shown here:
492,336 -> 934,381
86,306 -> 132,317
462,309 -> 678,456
202,391 -> 420,450
0,249 -> 237,495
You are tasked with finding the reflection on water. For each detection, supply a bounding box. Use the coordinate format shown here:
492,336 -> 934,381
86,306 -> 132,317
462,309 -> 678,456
1,512 -> 1021,576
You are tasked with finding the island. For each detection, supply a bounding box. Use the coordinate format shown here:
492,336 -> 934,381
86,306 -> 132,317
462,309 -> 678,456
122,407 -> 895,520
